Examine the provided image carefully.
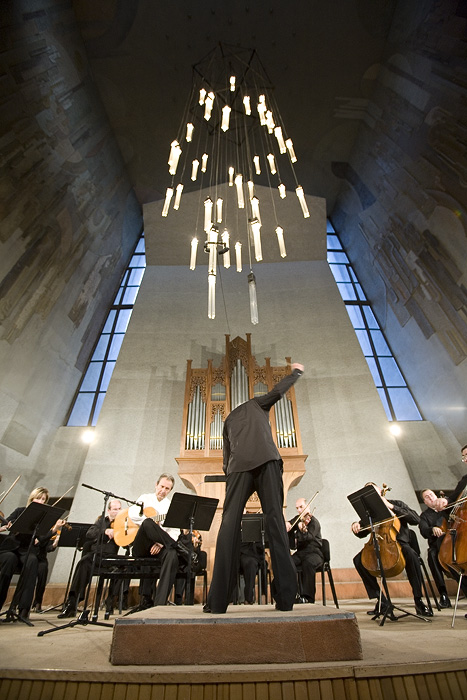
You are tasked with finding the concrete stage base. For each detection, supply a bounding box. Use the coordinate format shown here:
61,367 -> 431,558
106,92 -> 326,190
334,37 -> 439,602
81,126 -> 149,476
110,604 -> 363,666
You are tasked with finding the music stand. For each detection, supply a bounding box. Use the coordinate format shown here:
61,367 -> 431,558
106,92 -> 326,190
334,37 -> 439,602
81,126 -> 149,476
348,486 -> 430,626
0,502 -> 66,626
164,492 -> 218,604
241,514 -> 269,603
42,522 -> 93,613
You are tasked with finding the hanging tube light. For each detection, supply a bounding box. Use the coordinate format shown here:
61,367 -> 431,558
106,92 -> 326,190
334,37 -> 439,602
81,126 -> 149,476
186,123 -> 194,142
162,187 -> 173,217
278,183 -> 286,199
208,273 -> 216,319
243,95 -> 251,115
286,138 -> 297,162
230,75 -> 236,91
173,183 -> 184,210
221,105 -> 231,132
235,242 -> 242,272
267,153 -> 277,175
228,166 -> 234,186
222,230 -> 230,268
253,155 -> 261,175
204,91 -> 214,120
235,174 -> 244,208
248,272 -> 259,325
274,126 -> 286,153
296,185 -> 310,218
190,238 -> 198,270
204,197 -> 213,232
191,159 -> 199,181
199,88 -> 206,105
168,141 -> 182,175
216,197 -> 223,223
201,153 -> 209,172
275,226 -> 287,257
250,218 -> 262,261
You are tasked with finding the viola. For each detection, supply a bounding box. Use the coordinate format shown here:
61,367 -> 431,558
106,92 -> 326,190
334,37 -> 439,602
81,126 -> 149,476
113,506 -> 166,547
360,484 -> 406,578
438,483 -> 467,578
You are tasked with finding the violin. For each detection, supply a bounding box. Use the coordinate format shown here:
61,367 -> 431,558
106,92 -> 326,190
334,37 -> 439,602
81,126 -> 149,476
360,484 -> 406,578
50,520 -> 72,544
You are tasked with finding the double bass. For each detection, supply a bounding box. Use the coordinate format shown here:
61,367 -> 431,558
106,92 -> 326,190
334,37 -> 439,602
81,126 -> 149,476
360,484 -> 406,578
438,483 -> 467,578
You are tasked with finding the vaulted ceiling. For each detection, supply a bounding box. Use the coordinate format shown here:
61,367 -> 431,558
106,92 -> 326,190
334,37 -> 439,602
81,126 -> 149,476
72,0 -> 398,212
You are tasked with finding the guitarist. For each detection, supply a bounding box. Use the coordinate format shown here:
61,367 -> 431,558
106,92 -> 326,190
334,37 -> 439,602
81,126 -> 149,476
128,473 -> 188,610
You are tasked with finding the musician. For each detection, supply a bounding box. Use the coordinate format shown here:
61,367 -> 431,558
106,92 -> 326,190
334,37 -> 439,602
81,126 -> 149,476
287,497 -> 323,603
0,487 -> 66,620
238,540 -> 266,605
351,482 -> 431,617
128,473 -> 187,610
419,489 -> 452,608
174,530 -> 207,605
205,364 -> 304,614
58,499 -> 122,618
435,444 -> 467,511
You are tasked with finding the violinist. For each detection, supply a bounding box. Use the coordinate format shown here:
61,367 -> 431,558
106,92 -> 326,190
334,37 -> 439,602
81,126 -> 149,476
58,499 -> 122,618
435,445 -> 467,511
174,529 -> 207,605
0,486 -> 66,620
351,482 -> 431,617
287,498 -> 323,603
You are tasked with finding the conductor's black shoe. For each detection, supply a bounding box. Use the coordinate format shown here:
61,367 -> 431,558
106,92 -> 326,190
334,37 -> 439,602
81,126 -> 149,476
57,601 -> 77,618
439,593 -> 452,608
275,604 -> 293,611
414,598 -> 432,617
203,604 -> 225,614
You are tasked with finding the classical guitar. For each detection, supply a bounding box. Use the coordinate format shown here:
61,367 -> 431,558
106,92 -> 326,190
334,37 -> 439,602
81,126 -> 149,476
113,506 -> 166,547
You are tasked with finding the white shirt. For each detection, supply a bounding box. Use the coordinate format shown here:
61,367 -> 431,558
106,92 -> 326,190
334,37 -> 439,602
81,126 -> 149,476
128,493 -> 179,540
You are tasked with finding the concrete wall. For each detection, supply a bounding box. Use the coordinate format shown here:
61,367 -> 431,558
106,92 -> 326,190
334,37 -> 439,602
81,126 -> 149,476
52,189 -> 418,578
0,2 -> 142,505
331,0 -> 467,486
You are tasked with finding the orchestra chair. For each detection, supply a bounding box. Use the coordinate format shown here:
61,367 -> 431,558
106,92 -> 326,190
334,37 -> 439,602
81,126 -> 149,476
408,528 -> 440,612
295,538 -> 339,608
235,561 -> 271,605
91,555 -> 162,620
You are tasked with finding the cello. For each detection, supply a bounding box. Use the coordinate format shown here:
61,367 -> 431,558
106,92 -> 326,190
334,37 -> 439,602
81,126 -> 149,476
437,483 -> 467,578
360,484 -> 406,578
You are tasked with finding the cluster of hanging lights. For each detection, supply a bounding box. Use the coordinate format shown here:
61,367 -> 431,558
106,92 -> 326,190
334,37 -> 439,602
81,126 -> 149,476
161,44 -> 310,323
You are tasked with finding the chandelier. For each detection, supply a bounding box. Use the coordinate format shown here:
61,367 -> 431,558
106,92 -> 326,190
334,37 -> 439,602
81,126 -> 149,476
161,44 -> 310,323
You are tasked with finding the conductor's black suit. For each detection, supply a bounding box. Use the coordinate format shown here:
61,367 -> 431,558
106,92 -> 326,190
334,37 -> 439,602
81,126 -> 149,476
206,367 -> 303,613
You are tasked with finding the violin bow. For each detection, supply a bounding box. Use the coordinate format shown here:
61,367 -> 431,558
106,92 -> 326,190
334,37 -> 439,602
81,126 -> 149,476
289,491 -> 319,529
0,475 -> 21,506
51,485 -> 75,508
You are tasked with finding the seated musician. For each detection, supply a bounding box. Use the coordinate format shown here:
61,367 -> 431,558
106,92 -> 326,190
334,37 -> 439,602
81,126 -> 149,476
419,489 -> 454,608
351,482 -> 431,617
0,487 -> 66,620
174,530 -> 207,605
128,473 -> 188,610
287,497 -> 323,603
58,499 -> 122,618
238,539 -> 265,605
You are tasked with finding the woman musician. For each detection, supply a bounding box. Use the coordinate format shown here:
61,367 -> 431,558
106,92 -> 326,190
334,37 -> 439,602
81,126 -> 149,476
351,482 -> 431,618
0,486 -> 66,619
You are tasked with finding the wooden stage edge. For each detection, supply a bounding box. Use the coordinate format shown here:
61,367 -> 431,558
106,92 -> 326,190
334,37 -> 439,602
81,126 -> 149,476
110,604 -> 363,666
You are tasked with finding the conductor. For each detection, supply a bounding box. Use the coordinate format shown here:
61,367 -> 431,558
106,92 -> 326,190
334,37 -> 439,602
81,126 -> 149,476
204,363 -> 304,614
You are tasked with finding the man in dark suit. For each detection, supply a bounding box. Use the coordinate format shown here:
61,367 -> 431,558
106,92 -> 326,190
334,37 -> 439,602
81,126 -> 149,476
204,363 -> 304,614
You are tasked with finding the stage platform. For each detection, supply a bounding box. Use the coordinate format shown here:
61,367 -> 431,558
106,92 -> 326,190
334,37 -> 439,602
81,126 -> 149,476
110,604 -> 362,665
0,599 -> 466,700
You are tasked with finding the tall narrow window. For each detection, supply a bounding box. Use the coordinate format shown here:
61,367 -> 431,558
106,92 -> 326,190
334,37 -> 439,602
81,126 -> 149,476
66,233 -> 146,427
327,222 -> 422,422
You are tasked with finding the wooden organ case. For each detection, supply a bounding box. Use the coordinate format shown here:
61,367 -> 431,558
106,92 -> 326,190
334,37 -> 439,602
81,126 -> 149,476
176,334 -> 307,569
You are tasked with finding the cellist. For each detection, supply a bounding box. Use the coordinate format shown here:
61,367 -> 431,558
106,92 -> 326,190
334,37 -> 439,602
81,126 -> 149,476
351,482 -> 431,617
432,443 -> 467,619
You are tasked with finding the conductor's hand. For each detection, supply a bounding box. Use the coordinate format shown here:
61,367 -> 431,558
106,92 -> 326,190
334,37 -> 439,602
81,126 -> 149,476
292,363 -> 304,373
